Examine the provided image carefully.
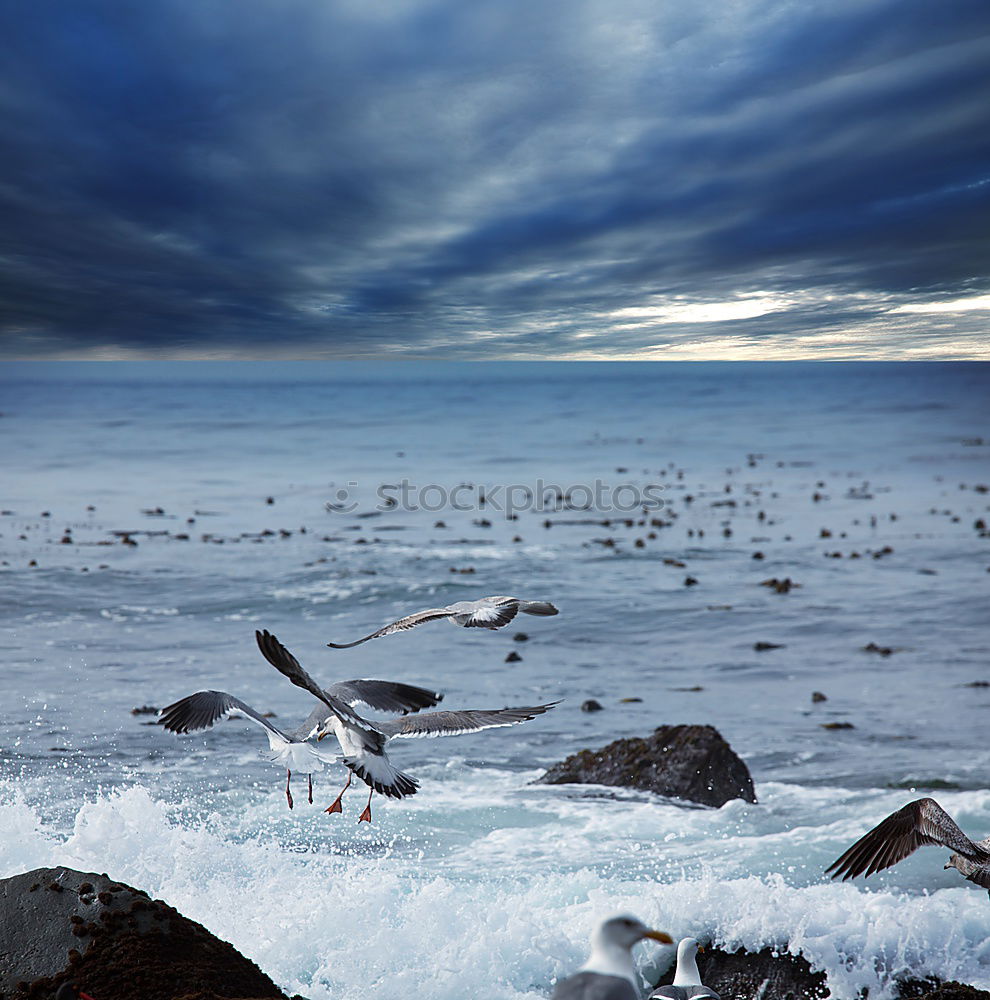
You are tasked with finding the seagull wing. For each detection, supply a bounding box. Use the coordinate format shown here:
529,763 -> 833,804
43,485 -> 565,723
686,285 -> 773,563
377,701 -> 559,739
826,797 -> 988,880
286,703 -> 332,742
460,599 -> 519,629
651,989 -> 719,1000
325,608 -> 454,647
255,629 -> 382,735
552,971 -> 639,1000
326,679 -> 444,714
158,690 -> 291,740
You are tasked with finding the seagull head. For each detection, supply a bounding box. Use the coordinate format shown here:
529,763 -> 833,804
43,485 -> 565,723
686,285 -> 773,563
595,914 -> 674,952
677,937 -> 704,962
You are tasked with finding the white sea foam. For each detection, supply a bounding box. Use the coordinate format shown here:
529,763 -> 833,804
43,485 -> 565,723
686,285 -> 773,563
2,782 -> 988,1000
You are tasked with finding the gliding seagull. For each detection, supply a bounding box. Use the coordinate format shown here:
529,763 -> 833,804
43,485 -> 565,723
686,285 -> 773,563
326,595 -> 559,648
826,797 -> 990,892
256,629 -> 559,822
159,676 -> 442,809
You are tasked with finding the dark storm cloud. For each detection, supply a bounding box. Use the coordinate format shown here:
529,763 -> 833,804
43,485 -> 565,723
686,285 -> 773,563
1,0 -> 989,358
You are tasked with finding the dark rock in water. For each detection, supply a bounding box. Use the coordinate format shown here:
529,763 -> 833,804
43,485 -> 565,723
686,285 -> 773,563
536,724 -> 757,807
887,779 -> 961,791
581,699 -> 604,712
650,943 -> 828,1000
505,651 -> 522,663
0,867 -> 290,1000
753,641 -> 784,651
898,978 -> 990,1000
821,721 -> 855,730
863,642 -> 894,656
619,697 -> 643,703
513,632 -> 529,642
130,705 -> 159,716
811,691 -> 828,703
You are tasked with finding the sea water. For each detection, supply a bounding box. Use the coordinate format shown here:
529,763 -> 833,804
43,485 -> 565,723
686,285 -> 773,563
1,361 -> 988,998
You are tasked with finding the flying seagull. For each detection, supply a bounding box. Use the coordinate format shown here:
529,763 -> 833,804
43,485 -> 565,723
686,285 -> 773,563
826,797 -> 990,891
649,939 -> 720,1000
256,629 -> 559,821
552,915 -> 674,1000
159,677 -> 442,810
326,595 -> 559,648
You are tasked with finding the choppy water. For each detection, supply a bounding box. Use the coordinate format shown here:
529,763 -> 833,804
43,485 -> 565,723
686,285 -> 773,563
2,361 -> 989,999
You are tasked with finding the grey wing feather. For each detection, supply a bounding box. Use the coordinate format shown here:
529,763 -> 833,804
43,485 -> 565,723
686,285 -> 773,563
650,987 -> 718,1000
255,630 -> 381,734
286,703 -> 331,742
326,679 -> 443,714
519,600 -> 559,616
377,702 -> 559,739
326,609 -> 452,647
462,602 -> 519,629
551,971 -> 638,1000
158,690 -> 290,740
826,798 -> 987,880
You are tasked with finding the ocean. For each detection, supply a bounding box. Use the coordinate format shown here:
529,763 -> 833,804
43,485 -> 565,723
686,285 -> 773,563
1,361 -> 988,998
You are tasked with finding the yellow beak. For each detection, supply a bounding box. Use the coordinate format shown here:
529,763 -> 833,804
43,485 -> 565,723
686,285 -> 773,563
643,930 -> 674,944
698,945 -> 705,953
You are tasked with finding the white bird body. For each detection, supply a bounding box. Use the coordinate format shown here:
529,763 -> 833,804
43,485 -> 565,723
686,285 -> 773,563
673,939 -> 703,987
649,939 -> 720,1000
552,916 -> 673,1000
580,935 -> 639,990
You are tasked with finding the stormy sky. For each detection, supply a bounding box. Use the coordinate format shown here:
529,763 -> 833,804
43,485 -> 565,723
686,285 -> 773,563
2,0 -> 990,359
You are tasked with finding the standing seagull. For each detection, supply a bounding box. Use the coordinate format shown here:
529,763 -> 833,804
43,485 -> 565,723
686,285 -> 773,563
159,677 -> 442,809
256,629 -> 559,821
552,915 -> 674,1000
649,939 -> 720,1000
325,595 -> 559,647
826,797 -> 990,892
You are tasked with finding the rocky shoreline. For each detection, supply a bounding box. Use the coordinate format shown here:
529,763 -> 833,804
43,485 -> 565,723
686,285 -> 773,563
0,867 -> 304,1000
2,865 -> 987,999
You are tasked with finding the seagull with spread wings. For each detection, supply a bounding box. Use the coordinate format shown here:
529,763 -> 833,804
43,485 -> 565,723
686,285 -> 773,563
256,628 -> 559,822
159,673 -> 442,810
826,797 -> 990,892
325,595 -> 558,648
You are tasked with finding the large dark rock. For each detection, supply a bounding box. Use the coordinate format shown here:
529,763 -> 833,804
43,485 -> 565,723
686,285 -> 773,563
0,867 -> 293,1000
898,978 -> 990,1000
536,724 -> 757,807
649,944 -> 828,1000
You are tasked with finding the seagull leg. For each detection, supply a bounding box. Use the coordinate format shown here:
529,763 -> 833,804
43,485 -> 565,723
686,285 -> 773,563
324,772 -> 352,815
285,769 -> 294,810
308,773 -> 313,805
358,786 -> 373,823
